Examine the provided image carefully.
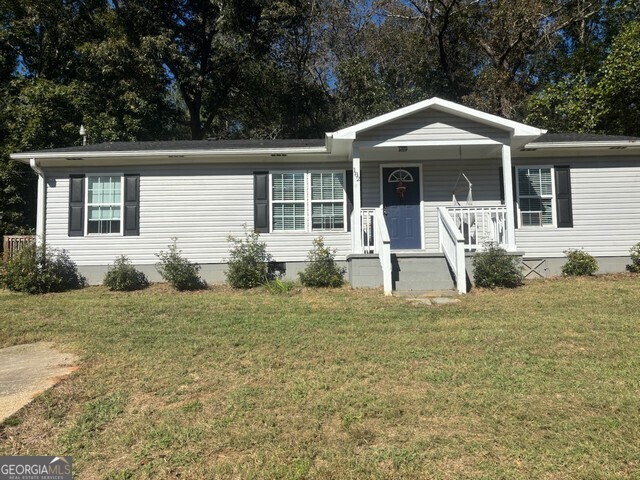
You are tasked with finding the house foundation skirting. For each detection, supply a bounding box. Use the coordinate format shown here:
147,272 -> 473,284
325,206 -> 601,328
76,261 -> 348,286
75,255 -> 631,287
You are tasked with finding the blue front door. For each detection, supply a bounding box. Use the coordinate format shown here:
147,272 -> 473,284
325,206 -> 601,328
383,167 -> 421,249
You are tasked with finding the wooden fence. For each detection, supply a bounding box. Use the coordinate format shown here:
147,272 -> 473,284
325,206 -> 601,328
2,235 -> 36,260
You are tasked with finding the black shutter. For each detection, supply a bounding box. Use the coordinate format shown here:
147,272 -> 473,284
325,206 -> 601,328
555,166 -> 573,228
68,175 -> 85,236
498,167 -> 519,228
346,170 -> 353,232
254,172 -> 269,233
124,174 -> 140,236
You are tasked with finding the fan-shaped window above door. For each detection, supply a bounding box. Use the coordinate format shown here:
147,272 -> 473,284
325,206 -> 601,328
387,169 -> 414,183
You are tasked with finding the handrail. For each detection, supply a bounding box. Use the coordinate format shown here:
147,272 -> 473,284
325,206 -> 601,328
360,208 -> 376,254
373,208 -> 392,295
438,207 -> 467,294
447,205 -> 508,250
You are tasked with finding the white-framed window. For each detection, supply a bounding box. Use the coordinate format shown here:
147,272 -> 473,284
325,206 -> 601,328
86,175 -> 123,234
516,166 -> 555,227
270,171 -> 346,232
272,172 -> 306,231
310,172 -> 345,230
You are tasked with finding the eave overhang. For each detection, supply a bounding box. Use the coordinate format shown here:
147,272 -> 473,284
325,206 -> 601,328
10,146 -> 331,164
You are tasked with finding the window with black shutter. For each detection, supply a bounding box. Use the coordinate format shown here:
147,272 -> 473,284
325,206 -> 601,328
69,173 -> 140,236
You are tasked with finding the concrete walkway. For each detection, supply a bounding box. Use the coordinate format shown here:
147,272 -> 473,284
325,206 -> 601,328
0,342 -> 78,422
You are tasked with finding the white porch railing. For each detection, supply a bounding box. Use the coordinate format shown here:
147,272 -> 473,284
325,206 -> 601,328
360,208 -> 392,295
447,206 -> 508,250
361,208 -> 376,254
438,207 -> 467,294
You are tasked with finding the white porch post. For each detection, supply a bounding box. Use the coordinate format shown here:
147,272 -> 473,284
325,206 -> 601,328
501,144 -> 517,251
30,158 -> 46,247
351,144 -> 362,253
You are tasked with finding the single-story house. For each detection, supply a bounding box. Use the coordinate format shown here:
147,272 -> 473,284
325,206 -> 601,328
11,98 -> 640,294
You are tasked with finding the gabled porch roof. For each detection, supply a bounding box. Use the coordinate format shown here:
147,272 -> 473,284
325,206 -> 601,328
329,97 -> 546,150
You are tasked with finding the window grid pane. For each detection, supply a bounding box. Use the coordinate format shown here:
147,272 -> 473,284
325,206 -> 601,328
273,203 -> 305,231
312,203 -> 344,230
311,173 -> 344,201
272,173 -> 305,201
88,176 -> 121,204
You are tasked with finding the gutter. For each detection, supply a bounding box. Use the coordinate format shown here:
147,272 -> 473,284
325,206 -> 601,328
523,140 -> 640,150
29,158 -> 46,246
11,146 -> 330,162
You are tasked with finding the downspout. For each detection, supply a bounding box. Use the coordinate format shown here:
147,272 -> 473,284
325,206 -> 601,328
29,158 -> 46,247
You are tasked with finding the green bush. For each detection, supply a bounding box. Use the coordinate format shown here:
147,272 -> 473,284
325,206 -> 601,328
226,229 -> 273,289
263,278 -> 296,294
0,243 -> 86,294
103,255 -> 149,291
298,237 -> 345,288
472,242 -> 523,289
562,249 -> 598,276
156,239 -> 206,291
627,243 -> 640,273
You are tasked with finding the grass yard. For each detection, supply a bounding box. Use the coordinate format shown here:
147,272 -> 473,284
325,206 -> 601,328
0,276 -> 639,479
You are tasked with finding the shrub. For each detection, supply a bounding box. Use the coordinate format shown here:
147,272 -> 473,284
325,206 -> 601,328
298,237 -> 345,288
103,255 -> 149,291
263,278 -> 296,294
226,229 -> 273,289
156,239 -> 206,291
627,243 -> 640,273
0,243 -> 86,294
472,242 -> 523,289
562,249 -> 598,276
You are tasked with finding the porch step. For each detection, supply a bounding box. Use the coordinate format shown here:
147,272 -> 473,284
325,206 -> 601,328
393,289 -> 458,297
347,253 -> 461,292
392,255 -> 456,292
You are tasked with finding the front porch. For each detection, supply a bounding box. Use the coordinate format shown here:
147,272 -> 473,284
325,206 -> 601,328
349,143 -> 520,295
357,204 -> 512,295
328,98 -> 544,295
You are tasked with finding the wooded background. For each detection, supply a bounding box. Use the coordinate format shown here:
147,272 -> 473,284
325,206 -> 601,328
1,0 -> 639,237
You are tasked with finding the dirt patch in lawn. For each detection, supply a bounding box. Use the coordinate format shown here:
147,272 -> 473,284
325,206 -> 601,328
0,342 -> 78,422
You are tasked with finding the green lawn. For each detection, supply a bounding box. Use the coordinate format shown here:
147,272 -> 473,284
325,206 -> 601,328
1,276 -> 639,479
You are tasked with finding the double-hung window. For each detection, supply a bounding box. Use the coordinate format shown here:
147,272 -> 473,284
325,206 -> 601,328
310,172 -> 345,230
270,171 -> 346,232
517,167 -> 554,227
272,172 -> 306,231
87,175 -> 122,234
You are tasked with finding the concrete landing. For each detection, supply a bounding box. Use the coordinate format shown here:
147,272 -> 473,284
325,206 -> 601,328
399,289 -> 462,306
0,342 -> 78,422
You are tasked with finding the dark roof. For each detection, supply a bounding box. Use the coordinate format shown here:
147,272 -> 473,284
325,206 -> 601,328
21,138 -> 326,154
533,133 -> 640,143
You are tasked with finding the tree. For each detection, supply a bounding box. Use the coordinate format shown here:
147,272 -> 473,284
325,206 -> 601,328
527,18 -> 640,136
0,0 -> 179,238
595,19 -> 640,136
111,0 -> 275,140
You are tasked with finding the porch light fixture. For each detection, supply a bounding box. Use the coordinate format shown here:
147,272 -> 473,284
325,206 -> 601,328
398,146 -> 408,152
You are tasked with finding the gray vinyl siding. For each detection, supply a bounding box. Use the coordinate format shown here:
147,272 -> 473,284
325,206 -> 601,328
513,156 -> 640,257
357,109 -> 508,144
44,163 -> 351,266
